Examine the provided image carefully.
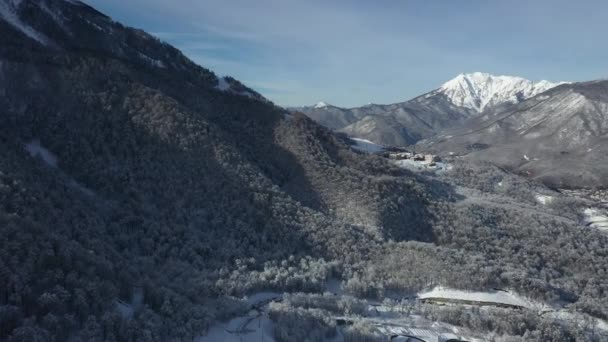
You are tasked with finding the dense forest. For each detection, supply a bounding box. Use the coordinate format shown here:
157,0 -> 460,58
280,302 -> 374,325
0,1 -> 607,341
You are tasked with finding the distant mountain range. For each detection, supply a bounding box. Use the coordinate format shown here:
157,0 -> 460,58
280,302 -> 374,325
419,80 -> 608,188
293,72 -> 565,146
294,73 -> 608,188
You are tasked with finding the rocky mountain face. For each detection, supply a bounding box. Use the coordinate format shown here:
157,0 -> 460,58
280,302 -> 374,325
2,1 -> 608,341
297,72 -> 563,147
437,72 -> 564,113
419,80 -> 608,188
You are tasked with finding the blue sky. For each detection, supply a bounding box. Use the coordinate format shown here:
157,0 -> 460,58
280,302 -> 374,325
85,0 -> 607,108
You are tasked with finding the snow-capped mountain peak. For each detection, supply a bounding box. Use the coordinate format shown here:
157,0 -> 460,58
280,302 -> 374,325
439,72 -> 566,112
314,101 -> 329,109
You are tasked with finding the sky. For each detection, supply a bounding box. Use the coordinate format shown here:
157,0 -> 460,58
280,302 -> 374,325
85,0 -> 607,108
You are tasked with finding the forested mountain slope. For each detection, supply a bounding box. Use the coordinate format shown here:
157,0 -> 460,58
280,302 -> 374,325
1,1 -> 607,341
0,0 -> 435,339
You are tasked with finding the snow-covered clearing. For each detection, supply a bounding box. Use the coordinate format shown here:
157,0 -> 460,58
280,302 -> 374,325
418,287 -> 539,309
325,278 -> 344,295
584,208 -> 608,231
350,138 -> 384,153
25,140 -> 58,167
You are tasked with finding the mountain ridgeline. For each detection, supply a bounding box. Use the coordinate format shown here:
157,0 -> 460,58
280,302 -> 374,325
299,73 -> 608,188
419,80 -> 608,188
2,1 -> 608,341
294,72 -> 563,146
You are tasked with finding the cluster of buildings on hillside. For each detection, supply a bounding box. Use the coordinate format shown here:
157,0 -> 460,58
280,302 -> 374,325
380,150 -> 441,166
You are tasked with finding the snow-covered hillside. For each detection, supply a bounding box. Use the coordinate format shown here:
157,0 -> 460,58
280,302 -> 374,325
437,72 -> 565,112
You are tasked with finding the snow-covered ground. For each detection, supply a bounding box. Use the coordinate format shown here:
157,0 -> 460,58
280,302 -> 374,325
325,278 -> 344,295
25,140 -> 58,167
583,208 -> 608,231
350,138 -> 384,153
418,287 -> 539,309
535,194 -> 554,205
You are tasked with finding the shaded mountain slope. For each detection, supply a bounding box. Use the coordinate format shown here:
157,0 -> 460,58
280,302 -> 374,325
0,0 -> 439,339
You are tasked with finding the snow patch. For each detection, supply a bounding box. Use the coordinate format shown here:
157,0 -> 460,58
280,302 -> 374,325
138,52 -> 166,68
216,76 -> 231,91
0,0 -> 49,45
214,77 -> 267,102
314,101 -> 329,109
350,138 -> 384,153
535,194 -> 553,205
25,140 -> 58,167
